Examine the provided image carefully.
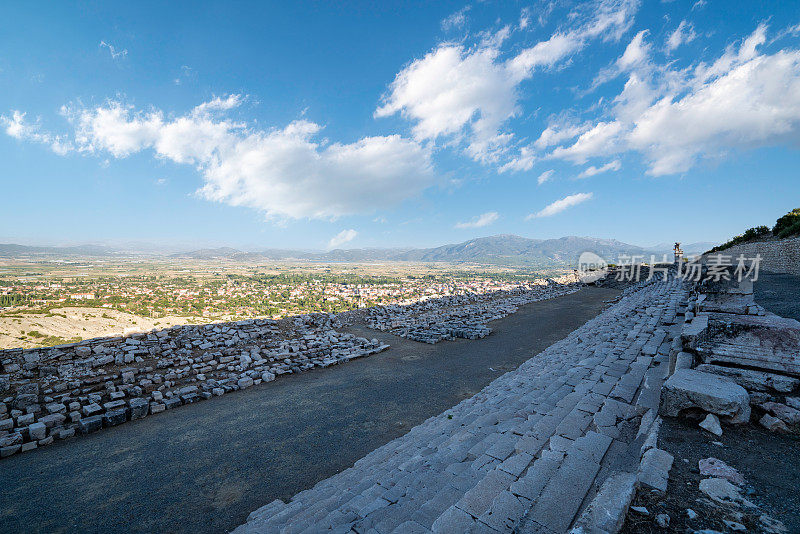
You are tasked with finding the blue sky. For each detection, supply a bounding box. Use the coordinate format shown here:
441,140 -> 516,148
1,0 -> 799,251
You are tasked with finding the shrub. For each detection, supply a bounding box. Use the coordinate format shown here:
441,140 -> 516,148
773,208 -> 800,236
707,225 -> 771,254
776,218 -> 800,239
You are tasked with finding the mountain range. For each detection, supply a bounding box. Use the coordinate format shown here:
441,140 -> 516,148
0,235 -> 716,267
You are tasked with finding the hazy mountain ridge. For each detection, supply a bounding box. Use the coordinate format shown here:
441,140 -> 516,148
2,235 -> 715,266
0,244 -> 117,257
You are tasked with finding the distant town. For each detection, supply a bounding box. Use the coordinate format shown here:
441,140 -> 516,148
0,258 -> 567,349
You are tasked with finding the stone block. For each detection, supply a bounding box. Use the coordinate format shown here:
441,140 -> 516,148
45,402 -> 66,414
129,398 -> 149,420
181,392 -> 200,404
695,364 -> 800,393
571,472 -> 636,534
38,413 -> 66,428
675,351 -> 693,370
0,432 -> 23,448
660,369 -> 750,424
16,413 -> 34,426
238,377 -> 254,389
12,394 -> 38,411
103,399 -> 126,411
27,422 -> 47,441
1,444 -> 21,457
102,408 -> 128,427
163,397 -> 182,410
82,403 -> 103,416
760,413 -> 788,432
637,448 -> 673,493
57,428 -> 75,439
78,415 -> 103,434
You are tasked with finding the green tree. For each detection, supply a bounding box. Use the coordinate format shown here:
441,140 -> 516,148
773,208 -> 800,238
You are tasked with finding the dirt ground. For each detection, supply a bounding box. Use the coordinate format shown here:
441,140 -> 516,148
0,306 -> 196,349
622,417 -> 799,533
622,273 -> 800,533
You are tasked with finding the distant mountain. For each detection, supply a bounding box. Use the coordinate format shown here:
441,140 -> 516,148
390,235 -> 654,266
0,244 -> 117,257
173,235 -> 664,266
169,247 -> 243,260
2,235 -> 715,267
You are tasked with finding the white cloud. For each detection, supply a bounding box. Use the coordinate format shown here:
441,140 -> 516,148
99,40 -> 127,60
545,24 -> 800,176
526,192 -> 593,219
376,0 -> 640,163
442,6 -> 470,31
537,169 -> 555,184
666,20 -> 696,52
328,229 -> 358,249
1,110 -> 73,155
519,7 -> 531,30
499,146 -> 536,172
617,30 -> 650,70
577,159 -> 621,178
6,97 -> 434,220
550,121 -> 624,163
533,122 -> 592,150
455,211 -> 499,229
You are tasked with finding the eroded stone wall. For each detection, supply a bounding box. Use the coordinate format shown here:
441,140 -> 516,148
712,236 -> 800,275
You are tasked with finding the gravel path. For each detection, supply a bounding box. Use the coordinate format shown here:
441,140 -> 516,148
0,287 -> 619,534
754,271 -> 800,322
235,279 -> 686,534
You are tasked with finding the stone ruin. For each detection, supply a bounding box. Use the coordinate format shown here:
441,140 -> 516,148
365,279 -> 580,344
0,313 -> 388,458
0,278 -> 583,460
659,263 -> 800,433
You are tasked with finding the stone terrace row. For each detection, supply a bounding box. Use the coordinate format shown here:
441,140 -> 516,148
234,277 -> 687,534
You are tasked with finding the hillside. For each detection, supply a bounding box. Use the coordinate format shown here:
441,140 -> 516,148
2,235 -> 715,267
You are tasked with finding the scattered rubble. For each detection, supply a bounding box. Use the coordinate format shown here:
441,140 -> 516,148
660,369 -> 751,423
365,277 -> 580,344
0,277 -> 584,460
699,413 -> 723,436
0,313 -> 388,459
624,259 -> 800,532
698,457 -> 744,485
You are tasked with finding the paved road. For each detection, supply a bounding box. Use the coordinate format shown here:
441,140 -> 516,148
0,287 -> 619,534
754,271 -> 800,322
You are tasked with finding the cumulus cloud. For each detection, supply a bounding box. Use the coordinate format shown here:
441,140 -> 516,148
526,192 -> 593,219
549,121 -> 624,163
533,121 -> 592,150
577,159 -> 621,178
99,40 -> 127,60
5,96 -> 434,220
327,229 -> 358,249
376,0 -> 640,163
455,211 -> 499,229
543,24 -> 800,175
